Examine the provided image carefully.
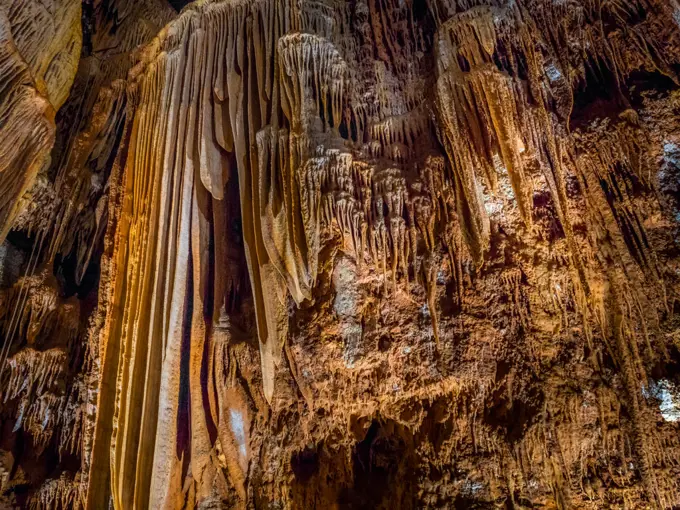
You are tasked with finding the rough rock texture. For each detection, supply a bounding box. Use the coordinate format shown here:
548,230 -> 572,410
0,0 -> 173,507
3,0 -> 680,509
0,0 -> 82,242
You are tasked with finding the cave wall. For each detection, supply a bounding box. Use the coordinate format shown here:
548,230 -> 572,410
2,0 -> 680,509
0,0 -> 174,507
0,0 -> 82,242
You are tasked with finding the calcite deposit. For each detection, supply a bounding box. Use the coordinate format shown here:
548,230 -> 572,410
2,0 -> 680,508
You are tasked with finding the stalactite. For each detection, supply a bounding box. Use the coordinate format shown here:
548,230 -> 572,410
0,270 -> 80,350
3,348 -> 67,402
28,473 -> 80,510
3,0 -> 680,508
81,0 -> 680,505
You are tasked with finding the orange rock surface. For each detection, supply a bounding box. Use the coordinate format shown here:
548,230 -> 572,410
2,0 -> 680,508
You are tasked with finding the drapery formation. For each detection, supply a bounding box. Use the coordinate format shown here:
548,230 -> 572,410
89,1 -> 452,505
89,3 -> 352,506
2,0 -> 680,508
85,0 -> 680,507
0,0 -> 82,241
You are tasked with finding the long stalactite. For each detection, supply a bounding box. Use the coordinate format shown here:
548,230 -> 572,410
2,0 -> 680,508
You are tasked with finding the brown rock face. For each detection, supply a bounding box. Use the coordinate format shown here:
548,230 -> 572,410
2,0 -> 680,508
0,0 -> 82,241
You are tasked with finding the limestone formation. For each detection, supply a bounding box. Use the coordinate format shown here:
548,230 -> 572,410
0,0 -> 82,242
2,0 -> 680,508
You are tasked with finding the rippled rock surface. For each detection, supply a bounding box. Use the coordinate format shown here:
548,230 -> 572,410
2,0 -> 680,508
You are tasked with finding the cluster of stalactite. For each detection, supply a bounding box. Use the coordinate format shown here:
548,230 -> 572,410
78,0 -> 680,508
85,0 -> 449,505
1,0 -> 680,508
0,270 -> 80,347
0,0 -> 175,508
0,265 -> 84,457
0,270 -> 85,507
27,473 -> 81,510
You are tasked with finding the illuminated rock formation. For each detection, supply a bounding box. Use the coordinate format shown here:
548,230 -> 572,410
0,0 -> 173,507
0,0 -> 82,242
2,0 -> 680,508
